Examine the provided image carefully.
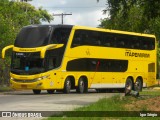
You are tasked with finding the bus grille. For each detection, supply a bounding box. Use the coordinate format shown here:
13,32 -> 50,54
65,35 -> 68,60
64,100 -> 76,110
12,79 -> 37,83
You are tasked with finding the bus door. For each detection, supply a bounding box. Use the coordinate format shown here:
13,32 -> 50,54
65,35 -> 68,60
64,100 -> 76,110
101,59 -> 125,88
101,60 -> 115,88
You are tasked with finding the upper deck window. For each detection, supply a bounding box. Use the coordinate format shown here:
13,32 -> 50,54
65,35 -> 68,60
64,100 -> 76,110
15,26 -> 51,48
71,29 -> 155,50
50,28 -> 71,44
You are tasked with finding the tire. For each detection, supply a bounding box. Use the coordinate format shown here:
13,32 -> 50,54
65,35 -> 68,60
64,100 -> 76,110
135,78 -> 143,92
47,89 -> 55,94
125,78 -> 133,96
33,89 -> 41,94
63,77 -> 71,94
77,77 -> 85,93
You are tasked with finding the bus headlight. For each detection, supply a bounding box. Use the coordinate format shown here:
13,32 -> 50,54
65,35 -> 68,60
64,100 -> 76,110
34,75 -> 49,81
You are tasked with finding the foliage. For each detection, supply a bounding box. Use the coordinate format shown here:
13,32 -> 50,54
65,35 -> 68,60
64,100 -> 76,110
0,0 -> 53,85
99,0 -> 160,40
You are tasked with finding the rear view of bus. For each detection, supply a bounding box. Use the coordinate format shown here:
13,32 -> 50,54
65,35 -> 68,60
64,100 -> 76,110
2,25 -> 72,94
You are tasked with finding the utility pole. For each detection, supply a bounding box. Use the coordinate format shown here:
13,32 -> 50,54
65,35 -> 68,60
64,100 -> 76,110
20,0 -> 32,2
53,13 -> 72,24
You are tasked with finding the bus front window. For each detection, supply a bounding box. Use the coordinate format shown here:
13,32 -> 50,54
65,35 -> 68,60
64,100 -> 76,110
11,52 -> 45,75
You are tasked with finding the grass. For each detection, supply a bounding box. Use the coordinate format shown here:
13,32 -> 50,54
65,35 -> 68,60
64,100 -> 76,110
46,89 -> 160,120
140,89 -> 160,97
0,85 -> 12,92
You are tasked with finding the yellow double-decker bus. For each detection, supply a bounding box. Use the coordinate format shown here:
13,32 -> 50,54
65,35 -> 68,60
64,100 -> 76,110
2,25 -> 157,94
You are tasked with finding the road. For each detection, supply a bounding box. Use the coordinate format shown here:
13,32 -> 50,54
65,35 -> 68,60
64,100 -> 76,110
0,90 -> 122,120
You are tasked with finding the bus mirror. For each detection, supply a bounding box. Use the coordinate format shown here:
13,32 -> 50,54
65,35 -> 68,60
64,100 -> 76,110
2,45 -> 14,59
40,44 -> 63,58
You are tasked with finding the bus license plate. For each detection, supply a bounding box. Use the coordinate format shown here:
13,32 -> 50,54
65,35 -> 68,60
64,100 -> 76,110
21,85 -> 27,89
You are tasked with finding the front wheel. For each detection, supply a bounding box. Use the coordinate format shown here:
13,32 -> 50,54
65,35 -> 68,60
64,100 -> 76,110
125,78 -> 133,96
33,89 -> 41,94
63,77 -> 71,94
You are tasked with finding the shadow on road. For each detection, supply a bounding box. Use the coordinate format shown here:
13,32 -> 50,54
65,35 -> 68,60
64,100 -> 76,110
2,88 -> 125,96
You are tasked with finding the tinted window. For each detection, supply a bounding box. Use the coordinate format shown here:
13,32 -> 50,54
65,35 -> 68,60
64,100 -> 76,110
66,58 -> 128,72
50,28 -> 71,44
71,29 -> 155,50
102,33 -> 155,50
71,30 -> 102,47
11,52 -> 45,75
45,48 -> 65,70
15,26 -> 51,48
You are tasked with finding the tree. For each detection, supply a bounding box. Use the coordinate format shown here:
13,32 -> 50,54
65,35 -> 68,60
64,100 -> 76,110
99,0 -> 160,40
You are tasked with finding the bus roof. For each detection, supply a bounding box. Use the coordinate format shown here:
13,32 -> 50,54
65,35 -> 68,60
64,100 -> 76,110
23,24 -> 155,38
24,24 -> 73,29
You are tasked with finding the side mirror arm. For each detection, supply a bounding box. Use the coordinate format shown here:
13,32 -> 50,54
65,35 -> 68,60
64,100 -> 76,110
40,44 -> 57,58
2,45 -> 14,59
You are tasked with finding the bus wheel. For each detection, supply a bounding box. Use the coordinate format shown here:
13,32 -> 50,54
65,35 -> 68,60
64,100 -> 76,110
63,77 -> 71,94
33,89 -> 41,94
77,77 -> 85,93
125,78 -> 133,96
135,78 -> 143,92
47,90 -> 55,94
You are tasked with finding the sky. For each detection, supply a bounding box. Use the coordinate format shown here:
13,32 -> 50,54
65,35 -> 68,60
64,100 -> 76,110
28,0 -> 108,27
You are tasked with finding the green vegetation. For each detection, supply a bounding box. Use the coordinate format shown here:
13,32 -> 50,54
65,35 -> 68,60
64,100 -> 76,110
141,89 -> 160,96
47,90 -> 160,120
0,86 -> 12,92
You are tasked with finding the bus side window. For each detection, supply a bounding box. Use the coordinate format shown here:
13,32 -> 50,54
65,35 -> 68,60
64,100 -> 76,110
91,31 -> 102,46
143,43 -> 148,49
81,33 -> 89,45
72,36 -> 81,47
102,33 -> 110,47
118,40 -> 125,48
150,41 -> 155,50
134,42 -> 140,49
142,40 -> 149,50
112,37 -> 117,47
71,30 -> 82,47
147,38 -> 155,50
47,57 -> 56,70
103,33 -> 115,47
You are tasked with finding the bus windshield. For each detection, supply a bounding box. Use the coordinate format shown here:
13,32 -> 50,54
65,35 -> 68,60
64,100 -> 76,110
11,47 -> 64,75
11,52 -> 45,75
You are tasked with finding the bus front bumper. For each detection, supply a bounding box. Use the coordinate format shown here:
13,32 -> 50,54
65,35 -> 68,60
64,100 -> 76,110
10,79 -> 45,90
10,75 -> 57,90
